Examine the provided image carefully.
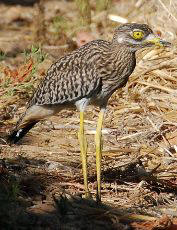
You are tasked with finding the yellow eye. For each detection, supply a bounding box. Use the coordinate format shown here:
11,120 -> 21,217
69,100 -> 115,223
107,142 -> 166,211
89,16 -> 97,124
132,31 -> 144,40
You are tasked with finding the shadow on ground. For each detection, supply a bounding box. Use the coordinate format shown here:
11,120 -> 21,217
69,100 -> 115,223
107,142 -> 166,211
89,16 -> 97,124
0,155 -> 152,230
0,157 -> 132,230
0,147 -> 177,229
0,0 -> 38,6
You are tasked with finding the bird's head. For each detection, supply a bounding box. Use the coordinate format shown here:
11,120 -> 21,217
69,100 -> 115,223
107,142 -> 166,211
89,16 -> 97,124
112,23 -> 171,51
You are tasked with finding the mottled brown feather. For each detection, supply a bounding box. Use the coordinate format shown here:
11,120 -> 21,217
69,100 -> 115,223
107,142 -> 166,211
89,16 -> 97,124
8,23 -> 158,143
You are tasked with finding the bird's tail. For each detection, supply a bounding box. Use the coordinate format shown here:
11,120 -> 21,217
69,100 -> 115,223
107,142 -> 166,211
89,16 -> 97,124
8,120 -> 38,144
7,106 -> 40,144
7,104 -> 57,144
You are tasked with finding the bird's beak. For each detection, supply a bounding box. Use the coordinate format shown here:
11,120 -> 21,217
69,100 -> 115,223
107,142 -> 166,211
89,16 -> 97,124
144,34 -> 171,47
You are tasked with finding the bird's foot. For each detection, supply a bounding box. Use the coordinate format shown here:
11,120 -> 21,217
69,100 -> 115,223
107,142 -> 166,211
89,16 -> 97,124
84,191 -> 92,199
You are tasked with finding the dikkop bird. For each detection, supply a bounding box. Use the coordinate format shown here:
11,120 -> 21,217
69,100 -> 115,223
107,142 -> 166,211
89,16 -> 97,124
8,23 -> 170,202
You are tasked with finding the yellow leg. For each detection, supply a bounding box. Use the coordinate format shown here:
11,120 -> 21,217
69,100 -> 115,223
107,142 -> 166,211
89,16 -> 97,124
95,109 -> 105,202
78,111 -> 90,198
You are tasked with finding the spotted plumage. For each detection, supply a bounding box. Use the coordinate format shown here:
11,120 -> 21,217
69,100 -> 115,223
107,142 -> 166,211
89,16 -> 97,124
29,40 -> 135,108
8,23 -> 170,201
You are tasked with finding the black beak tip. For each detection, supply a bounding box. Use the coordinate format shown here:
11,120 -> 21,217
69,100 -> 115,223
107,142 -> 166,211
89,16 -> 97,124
160,40 -> 172,47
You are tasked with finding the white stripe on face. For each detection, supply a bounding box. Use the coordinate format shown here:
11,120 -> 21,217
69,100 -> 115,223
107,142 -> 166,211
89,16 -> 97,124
145,33 -> 157,41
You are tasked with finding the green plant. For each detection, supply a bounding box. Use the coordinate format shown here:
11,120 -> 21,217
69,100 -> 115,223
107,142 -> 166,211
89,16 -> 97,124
9,178 -> 20,200
75,0 -> 91,26
0,51 -> 6,61
0,175 -> 20,201
24,45 -> 47,64
52,15 -> 69,34
96,0 -> 112,12
23,45 -> 47,81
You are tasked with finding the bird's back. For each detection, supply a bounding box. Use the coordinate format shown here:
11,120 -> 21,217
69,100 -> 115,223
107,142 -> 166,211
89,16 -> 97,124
28,40 -> 111,108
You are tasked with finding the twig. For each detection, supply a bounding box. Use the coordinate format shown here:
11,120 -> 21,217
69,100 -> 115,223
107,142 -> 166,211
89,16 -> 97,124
146,116 -> 171,147
137,81 -> 176,94
158,0 -> 177,23
116,131 -> 147,141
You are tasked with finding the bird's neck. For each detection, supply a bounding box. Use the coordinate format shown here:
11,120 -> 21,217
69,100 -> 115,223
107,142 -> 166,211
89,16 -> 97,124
99,43 -> 136,80
110,43 -> 136,61
94,43 -> 136,104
